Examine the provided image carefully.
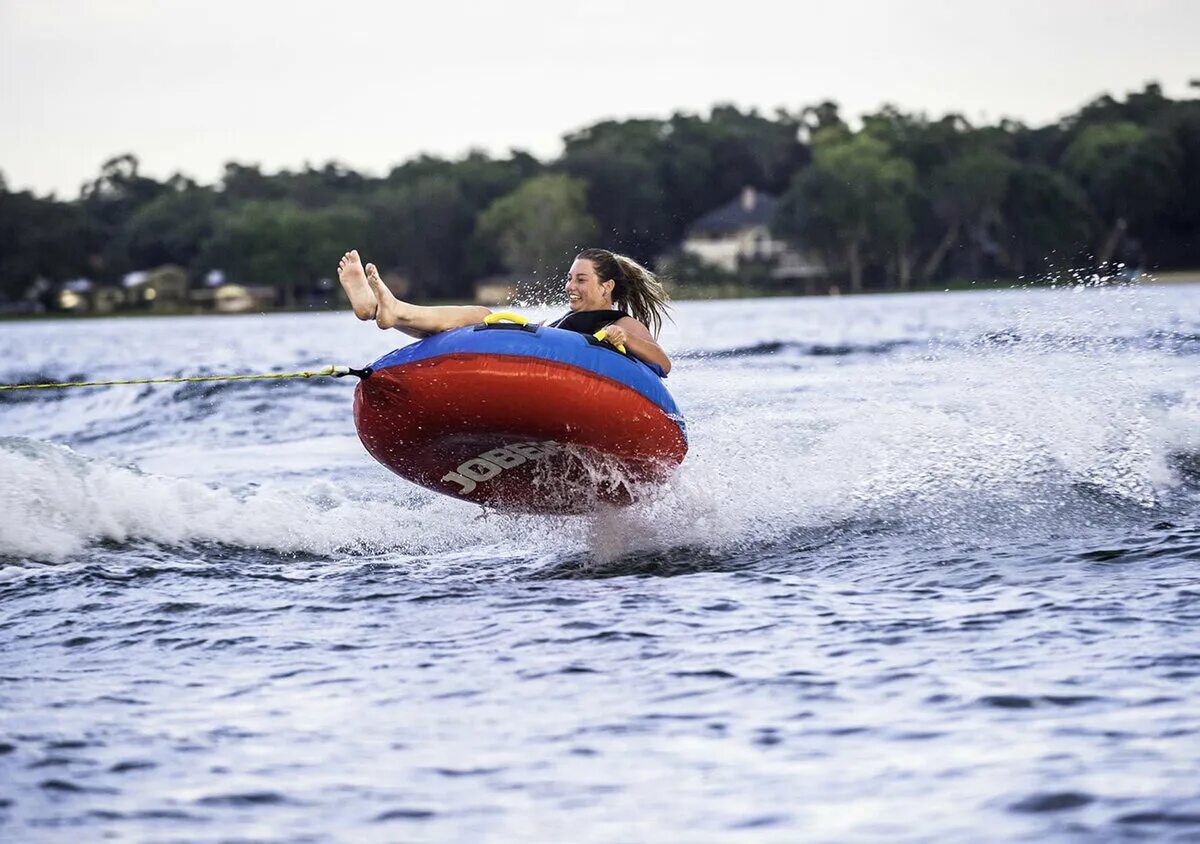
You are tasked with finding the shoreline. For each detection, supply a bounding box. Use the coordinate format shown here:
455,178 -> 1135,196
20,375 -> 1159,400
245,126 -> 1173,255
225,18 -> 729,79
3,273 -> 1197,323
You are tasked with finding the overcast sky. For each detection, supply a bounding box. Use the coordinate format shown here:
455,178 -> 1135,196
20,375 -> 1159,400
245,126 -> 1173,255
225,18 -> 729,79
2,0 -> 1197,197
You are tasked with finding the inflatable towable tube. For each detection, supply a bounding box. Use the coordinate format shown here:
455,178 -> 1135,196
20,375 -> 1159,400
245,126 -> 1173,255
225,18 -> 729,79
353,312 -> 688,514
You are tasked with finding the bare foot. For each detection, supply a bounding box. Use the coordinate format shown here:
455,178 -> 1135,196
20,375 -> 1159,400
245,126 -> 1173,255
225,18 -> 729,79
337,250 -> 377,320
366,262 -> 413,330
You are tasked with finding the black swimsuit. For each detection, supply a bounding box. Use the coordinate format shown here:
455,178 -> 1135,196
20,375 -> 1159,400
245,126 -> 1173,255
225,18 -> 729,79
545,307 -> 667,378
546,309 -> 628,336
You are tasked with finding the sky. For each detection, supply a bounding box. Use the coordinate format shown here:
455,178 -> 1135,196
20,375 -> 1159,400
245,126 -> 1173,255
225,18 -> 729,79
2,0 -> 1197,198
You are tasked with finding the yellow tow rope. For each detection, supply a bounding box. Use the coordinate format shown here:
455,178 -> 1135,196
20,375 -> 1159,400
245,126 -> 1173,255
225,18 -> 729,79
0,365 -> 359,392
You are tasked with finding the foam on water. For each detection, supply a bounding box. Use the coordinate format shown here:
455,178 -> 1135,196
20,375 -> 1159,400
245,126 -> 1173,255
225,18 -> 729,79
0,436 -> 537,562
3,305 -> 1196,566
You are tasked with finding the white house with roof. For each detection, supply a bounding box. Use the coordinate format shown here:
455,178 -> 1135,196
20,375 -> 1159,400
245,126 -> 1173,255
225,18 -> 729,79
681,186 -> 825,283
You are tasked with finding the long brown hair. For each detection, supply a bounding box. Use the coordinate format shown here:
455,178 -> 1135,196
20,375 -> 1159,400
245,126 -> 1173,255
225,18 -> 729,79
575,248 -> 671,338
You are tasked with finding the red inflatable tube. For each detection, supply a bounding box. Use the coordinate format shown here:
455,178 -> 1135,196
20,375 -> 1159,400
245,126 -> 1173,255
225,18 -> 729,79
354,350 -> 688,514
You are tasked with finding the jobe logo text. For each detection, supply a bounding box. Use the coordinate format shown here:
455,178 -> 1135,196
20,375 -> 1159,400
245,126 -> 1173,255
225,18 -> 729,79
441,440 -> 563,494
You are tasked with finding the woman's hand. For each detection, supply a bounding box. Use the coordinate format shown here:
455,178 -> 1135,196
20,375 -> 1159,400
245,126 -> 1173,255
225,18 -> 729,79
606,317 -> 672,374
601,324 -> 628,349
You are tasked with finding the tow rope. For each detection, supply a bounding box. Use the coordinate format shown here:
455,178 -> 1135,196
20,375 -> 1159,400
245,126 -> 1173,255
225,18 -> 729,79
0,365 -> 371,391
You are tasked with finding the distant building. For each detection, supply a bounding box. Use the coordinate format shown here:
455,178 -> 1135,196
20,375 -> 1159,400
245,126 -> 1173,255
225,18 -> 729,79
57,278 -> 92,312
53,278 -> 122,313
190,283 -> 276,313
215,284 -> 274,313
213,284 -> 254,313
123,265 -> 189,310
91,285 -> 126,313
681,186 -> 825,285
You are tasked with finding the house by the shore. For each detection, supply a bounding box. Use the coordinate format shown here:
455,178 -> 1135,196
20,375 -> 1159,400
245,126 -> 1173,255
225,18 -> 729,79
679,187 -> 828,292
122,266 -> 189,310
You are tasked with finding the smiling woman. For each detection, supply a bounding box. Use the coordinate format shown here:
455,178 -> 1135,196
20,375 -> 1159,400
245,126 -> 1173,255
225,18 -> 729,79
339,246 -> 686,512
336,247 -> 674,374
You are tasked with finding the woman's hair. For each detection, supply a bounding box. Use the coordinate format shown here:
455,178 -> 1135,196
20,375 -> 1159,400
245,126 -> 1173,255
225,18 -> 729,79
575,248 -> 672,337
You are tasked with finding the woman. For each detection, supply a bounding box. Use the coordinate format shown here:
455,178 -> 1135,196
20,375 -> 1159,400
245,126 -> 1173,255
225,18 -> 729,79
337,248 -> 673,374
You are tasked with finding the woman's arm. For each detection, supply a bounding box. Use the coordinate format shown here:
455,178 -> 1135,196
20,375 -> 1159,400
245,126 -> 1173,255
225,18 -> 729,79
602,317 -> 672,375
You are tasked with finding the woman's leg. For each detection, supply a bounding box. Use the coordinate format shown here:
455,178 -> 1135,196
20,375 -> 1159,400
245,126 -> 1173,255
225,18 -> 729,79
337,249 -> 491,339
365,263 -> 491,339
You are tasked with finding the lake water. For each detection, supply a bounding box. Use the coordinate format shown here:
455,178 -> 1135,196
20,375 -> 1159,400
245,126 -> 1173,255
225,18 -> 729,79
2,283 -> 1200,842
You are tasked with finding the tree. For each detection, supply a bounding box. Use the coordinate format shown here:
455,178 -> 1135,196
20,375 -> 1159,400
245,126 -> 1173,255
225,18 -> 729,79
384,151 -> 544,288
1002,164 -> 1097,276
1069,83 -> 1175,133
1063,121 -> 1180,263
1147,102 -> 1200,265
200,201 -> 368,306
774,132 -> 915,292
0,186 -> 90,301
560,119 -> 668,257
475,174 -> 599,279
219,162 -> 287,204
9,82 -> 1200,308
79,154 -> 170,281
122,179 -> 219,271
275,162 -> 368,209
388,150 -> 542,210
361,176 -> 476,298
860,108 -> 982,283
558,106 -> 808,262
798,101 -> 847,142
924,148 -> 1017,280
658,107 -> 808,255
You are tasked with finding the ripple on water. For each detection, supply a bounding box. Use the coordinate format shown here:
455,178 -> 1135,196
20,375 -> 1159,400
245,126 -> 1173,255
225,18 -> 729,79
195,791 -> 293,807
1010,792 -> 1095,813
374,808 -> 437,822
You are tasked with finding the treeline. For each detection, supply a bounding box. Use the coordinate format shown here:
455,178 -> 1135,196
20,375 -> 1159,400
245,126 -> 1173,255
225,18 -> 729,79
2,83 -> 1198,305
775,84 -> 1200,290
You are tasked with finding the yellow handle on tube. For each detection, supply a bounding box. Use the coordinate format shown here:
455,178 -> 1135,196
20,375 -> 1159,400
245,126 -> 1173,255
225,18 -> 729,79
483,311 -> 530,326
593,329 -> 626,354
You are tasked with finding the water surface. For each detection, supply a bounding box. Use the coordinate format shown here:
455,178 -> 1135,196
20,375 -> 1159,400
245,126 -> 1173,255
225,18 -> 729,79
3,284 -> 1200,841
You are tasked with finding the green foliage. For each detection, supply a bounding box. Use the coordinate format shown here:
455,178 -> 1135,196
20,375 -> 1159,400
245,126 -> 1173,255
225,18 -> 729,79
774,133 -> 915,290
0,186 -> 90,300
361,176 -> 475,298
6,83 -> 1200,307
475,174 -> 598,277
861,109 -> 974,175
220,163 -> 288,204
79,154 -> 171,282
123,181 -> 219,271
561,119 -> 668,257
1003,164 -> 1097,274
930,149 -> 1015,224
560,106 -> 808,259
376,151 -> 542,295
1148,103 -> 1200,264
664,250 -> 737,286
1070,83 -> 1175,132
200,201 -> 368,303
1063,122 -> 1180,226
388,151 -> 541,210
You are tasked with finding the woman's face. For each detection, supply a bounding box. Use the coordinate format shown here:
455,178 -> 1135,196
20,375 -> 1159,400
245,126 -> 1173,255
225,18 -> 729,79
564,259 -> 613,312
